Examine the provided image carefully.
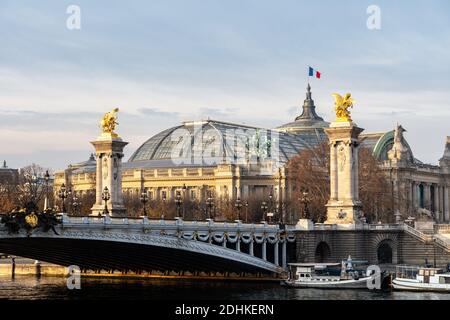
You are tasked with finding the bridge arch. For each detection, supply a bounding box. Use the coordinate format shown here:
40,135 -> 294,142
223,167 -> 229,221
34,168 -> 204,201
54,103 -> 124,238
373,234 -> 398,264
0,228 -> 284,274
315,241 -> 331,263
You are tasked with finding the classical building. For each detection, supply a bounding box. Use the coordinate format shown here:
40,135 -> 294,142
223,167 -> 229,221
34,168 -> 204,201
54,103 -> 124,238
0,161 -> 19,184
53,85 -> 450,222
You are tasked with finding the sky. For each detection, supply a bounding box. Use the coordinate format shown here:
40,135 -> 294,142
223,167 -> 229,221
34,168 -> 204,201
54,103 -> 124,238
0,0 -> 449,170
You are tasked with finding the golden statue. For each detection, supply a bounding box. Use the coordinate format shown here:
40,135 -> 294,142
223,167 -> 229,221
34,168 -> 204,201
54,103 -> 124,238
25,213 -> 38,228
332,93 -> 355,122
100,108 -> 120,137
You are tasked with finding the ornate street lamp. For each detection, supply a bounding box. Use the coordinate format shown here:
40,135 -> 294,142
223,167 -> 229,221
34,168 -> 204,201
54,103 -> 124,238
140,190 -> 148,216
182,184 -> 187,219
72,195 -> 81,216
58,183 -> 71,213
245,201 -> 249,223
161,193 -> 167,219
102,186 -> 110,216
234,197 -> 243,221
299,188 -> 310,219
261,201 -> 268,222
206,191 -> 214,220
44,170 -> 50,210
175,192 -> 183,218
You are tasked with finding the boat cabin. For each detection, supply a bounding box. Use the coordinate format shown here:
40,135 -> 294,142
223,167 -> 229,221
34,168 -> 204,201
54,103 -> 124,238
396,265 -> 450,284
287,263 -> 341,282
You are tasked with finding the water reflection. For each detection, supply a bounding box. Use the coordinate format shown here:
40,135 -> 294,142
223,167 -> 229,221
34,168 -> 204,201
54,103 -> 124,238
0,276 -> 450,300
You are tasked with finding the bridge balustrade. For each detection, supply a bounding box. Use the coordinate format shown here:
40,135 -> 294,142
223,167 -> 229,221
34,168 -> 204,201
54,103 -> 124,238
55,213 -> 295,271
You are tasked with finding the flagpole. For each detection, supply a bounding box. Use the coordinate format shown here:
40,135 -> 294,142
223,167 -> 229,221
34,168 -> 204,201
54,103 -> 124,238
307,65 -> 311,88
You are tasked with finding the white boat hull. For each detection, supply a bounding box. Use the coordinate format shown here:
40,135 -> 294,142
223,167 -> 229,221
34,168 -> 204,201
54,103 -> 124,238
284,276 -> 374,289
392,278 -> 450,292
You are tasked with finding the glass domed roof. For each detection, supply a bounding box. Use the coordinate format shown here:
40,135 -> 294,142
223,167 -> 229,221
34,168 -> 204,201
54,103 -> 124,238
128,120 -> 326,167
127,85 -> 331,168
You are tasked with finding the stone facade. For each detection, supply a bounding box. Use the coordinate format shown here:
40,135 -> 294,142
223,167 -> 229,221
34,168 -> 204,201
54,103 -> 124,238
325,121 -> 364,224
295,228 -> 450,267
90,134 -> 128,217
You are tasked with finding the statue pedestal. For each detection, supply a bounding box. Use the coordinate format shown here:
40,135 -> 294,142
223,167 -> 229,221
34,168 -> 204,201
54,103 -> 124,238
324,121 -> 364,224
90,135 -> 128,217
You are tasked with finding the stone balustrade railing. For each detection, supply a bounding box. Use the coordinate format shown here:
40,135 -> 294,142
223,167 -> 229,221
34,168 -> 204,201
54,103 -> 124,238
56,213 -> 294,270
435,224 -> 450,234
58,214 -> 287,234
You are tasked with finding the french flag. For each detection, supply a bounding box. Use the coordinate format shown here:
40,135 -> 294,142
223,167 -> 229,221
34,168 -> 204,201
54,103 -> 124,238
308,66 -> 321,79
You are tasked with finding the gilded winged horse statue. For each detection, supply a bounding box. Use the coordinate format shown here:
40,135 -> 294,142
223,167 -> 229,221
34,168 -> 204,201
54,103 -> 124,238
100,108 -> 120,137
331,93 -> 355,122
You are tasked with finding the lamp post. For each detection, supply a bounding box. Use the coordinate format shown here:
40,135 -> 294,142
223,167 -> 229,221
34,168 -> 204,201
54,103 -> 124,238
234,197 -> 243,221
161,193 -> 167,219
102,186 -> 110,216
72,195 -> 81,216
182,184 -> 187,219
245,201 -> 249,223
140,190 -> 148,216
58,183 -> 71,213
261,201 -> 268,222
206,191 -> 214,220
299,188 -> 310,219
44,170 -> 50,210
175,192 -> 183,218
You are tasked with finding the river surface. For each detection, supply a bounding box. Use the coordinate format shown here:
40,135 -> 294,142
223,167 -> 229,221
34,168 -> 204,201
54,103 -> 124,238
0,276 -> 449,300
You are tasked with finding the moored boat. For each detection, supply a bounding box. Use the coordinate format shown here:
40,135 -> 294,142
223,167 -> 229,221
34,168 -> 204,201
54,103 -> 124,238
392,265 -> 450,292
283,256 -> 378,289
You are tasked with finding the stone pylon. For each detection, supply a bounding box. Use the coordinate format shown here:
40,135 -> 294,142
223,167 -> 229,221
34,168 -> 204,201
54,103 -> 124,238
90,133 -> 128,217
324,121 -> 364,224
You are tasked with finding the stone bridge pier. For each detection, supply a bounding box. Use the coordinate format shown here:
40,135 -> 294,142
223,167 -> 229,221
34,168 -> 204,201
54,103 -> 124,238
294,222 -> 450,267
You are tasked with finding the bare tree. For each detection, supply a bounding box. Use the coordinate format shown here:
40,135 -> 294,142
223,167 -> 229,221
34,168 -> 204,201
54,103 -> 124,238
16,164 -> 51,210
287,143 -> 393,223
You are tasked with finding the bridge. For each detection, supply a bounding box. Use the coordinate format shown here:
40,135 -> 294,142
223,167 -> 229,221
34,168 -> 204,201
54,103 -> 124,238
0,214 -> 296,275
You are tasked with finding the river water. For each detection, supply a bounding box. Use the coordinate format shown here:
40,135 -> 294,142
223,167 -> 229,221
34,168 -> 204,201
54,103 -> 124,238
0,276 -> 449,300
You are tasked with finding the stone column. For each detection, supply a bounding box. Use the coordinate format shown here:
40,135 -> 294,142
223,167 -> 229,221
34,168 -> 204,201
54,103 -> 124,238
236,237 -> 241,252
329,141 -> 338,200
95,154 -> 103,206
90,135 -> 128,217
249,239 -> 254,256
274,241 -> 279,266
433,184 -> 440,221
424,183 -> 431,210
282,241 -> 287,270
324,121 -> 364,225
262,240 -> 267,261
445,186 -> 450,222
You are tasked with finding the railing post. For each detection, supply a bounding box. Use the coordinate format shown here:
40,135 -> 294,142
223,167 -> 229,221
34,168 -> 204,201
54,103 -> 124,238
250,239 -> 254,256
262,239 -> 267,261
282,240 -> 287,269
274,241 -> 279,266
